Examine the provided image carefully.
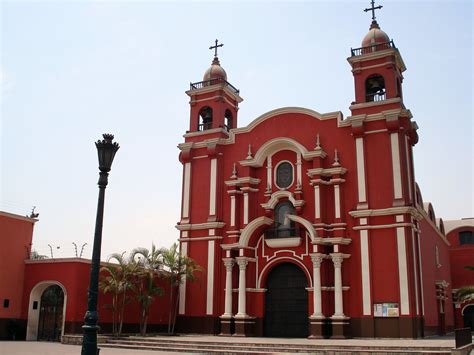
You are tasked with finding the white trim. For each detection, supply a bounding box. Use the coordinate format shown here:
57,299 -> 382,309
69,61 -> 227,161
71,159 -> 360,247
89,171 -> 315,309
179,236 -> 223,242
391,133 -> 403,200
257,256 -> 313,289
0,211 -> 38,223
260,190 -> 304,210
26,281 -> 67,341
297,152 -> 302,185
334,185 -> 341,219
417,231 -> 425,315
178,242 -> 188,315
243,193 -> 249,225
396,226 -> 410,315
176,222 -> 226,231
355,137 -> 367,203
239,216 -> 273,247
266,155 -> 272,190
461,304 -> 474,315
314,185 -> 321,219
360,230 -> 371,315
287,215 -> 317,242
206,240 -> 215,315
411,228 -> 420,315
182,162 -> 191,219
230,196 -> 236,227
405,135 -> 413,203
209,158 -> 217,216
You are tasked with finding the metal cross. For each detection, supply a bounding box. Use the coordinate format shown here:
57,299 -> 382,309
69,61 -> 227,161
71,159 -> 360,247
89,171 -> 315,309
364,0 -> 383,21
209,39 -> 224,57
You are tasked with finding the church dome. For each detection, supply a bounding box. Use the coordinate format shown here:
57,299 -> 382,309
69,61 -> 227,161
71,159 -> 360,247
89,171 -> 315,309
203,57 -> 227,82
361,21 -> 390,48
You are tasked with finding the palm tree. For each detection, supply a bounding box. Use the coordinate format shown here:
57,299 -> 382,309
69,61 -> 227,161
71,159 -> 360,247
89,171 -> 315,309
100,252 -> 136,336
456,266 -> 474,302
131,245 -> 164,336
159,243 -> 201,334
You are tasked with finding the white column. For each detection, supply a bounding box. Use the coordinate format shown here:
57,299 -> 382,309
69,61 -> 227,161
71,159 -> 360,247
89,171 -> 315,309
182,162 -> 191,220
209,158 -> 217,216
243,193 -> 249,225
235,256 -> 248,318
331,253 -> 345,318
314,185 -> 321,219
222,258 -> 235,317
355,137 -> 367,205
390,133 -> 403,200
206,240 -> 215,315
178,240 -> 188,315
404,135 -> 413,203
310,253 -> 325,318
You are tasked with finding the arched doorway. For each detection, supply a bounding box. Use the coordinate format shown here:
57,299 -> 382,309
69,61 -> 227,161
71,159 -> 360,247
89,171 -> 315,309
37,285 -> 64,341
26,281 -> 67,341
463,305 -> 474,330
264,263 -> 308,337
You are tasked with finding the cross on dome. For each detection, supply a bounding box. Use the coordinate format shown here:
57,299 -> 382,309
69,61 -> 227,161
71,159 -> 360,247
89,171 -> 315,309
364,0 -> 383,21
209,39 -> 224,58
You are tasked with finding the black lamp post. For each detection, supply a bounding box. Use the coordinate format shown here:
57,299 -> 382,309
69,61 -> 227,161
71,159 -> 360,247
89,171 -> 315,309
82,134 -> 119,355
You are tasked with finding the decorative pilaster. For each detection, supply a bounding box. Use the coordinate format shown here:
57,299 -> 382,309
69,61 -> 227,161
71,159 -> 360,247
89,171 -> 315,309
220,258 -> 235,336
330,253 -> 351,339
222,258 -> 235,317
235,257 -> 248,318
309,253 -> 326,339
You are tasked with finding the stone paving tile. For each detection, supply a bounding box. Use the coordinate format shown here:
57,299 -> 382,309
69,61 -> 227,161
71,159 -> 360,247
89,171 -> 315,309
0,341 -> 188,355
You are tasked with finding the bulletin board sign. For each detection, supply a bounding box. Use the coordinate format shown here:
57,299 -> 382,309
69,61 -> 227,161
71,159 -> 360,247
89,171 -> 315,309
373,303 -> 399,317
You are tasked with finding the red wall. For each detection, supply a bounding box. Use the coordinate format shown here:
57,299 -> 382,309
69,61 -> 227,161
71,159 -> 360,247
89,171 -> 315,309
0,212 -> 35,319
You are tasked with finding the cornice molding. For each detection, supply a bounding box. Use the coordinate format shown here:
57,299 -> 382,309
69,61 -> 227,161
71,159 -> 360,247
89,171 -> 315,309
349,206 -> 422,220
0,210 -> 38,223
175,222 -> 226,231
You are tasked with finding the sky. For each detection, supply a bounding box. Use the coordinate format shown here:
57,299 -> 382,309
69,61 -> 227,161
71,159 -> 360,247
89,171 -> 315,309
1,0 -> 472,260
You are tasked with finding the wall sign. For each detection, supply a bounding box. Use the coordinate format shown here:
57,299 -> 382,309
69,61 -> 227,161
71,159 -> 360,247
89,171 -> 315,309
373,303 -> 399,317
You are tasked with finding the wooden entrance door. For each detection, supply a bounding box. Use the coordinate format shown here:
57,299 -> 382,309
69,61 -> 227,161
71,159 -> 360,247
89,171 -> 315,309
38,285 -> 64,341
264,263 -> 308,337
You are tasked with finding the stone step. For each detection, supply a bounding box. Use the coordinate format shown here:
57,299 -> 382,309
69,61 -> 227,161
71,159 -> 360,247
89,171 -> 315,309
107,338 -> 452,353
103,340 -> 451,354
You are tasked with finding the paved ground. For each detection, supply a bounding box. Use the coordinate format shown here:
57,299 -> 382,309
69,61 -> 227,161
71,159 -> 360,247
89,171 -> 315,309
0,342 -> 186,355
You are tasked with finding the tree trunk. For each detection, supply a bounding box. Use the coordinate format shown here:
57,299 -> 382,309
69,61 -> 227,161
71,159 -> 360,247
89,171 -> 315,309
119,292 -> 126,335
171,289 -> 180,334
168,281 -> 174,334
112,293 -> 118,336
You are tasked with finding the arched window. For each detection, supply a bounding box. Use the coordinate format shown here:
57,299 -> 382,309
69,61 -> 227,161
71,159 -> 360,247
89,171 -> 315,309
275,161 -> 293,189
198,106 -> 213,131
265,201 -> 298,238
365,74 -> 386,102
224,109 -> 233,131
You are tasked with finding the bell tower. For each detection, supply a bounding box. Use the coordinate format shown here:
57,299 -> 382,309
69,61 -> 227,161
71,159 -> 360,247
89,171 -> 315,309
348,1 -> 405,116
186,40 -> 243,136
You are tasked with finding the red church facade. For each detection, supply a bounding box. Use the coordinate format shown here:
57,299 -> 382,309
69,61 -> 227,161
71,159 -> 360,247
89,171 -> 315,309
175,18 -> 459,338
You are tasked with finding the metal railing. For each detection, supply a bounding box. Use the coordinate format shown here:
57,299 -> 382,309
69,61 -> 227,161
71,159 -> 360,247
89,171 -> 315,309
198,122 -> 212,131
351,40 -> 396,56
366,91 -> 386,102
265,227 -> 300,239
190,78 -> 240,94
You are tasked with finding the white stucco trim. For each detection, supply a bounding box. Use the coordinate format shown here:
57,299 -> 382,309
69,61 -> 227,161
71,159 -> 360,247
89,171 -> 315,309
287,215 -> 317,242
257,256 -> 313,289
411,228 -> 420,315
360,229 -> 371,315
390,133 -> 403,200
240,137 -> 326,168
206,240 -> 215,315
355,137 -> 367,203
404,135 -> 413,203
314,185 -> 321,219
396,226 -> 410,315
260,190 -> 304,210
209,158 -> 217,216
266,155 -> 272,190
178,241 -> 188,315
334,185 -> 341,219
26,281 -> 67,341
239,216 -> 273,247
182,162 -> 191,219
243,193 -> 249,225
230,196 -> 236,227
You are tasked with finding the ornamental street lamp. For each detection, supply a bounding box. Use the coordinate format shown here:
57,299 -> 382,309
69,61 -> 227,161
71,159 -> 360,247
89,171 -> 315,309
82,134 -> 119,355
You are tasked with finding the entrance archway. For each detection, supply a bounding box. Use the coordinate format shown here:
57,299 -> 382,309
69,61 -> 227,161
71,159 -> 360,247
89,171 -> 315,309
26,281 -> 67,341
264,263 -> 308,337
463,305 -> 474,330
